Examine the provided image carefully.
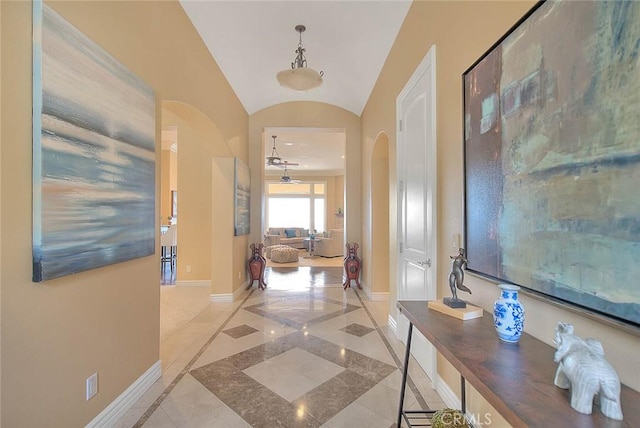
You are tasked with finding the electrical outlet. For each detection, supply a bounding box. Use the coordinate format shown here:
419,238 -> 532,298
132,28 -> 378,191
86,373 -> 98,401
186,265 -> 192,273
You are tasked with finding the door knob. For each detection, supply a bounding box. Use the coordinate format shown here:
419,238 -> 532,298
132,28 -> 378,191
417,259 -> 431,267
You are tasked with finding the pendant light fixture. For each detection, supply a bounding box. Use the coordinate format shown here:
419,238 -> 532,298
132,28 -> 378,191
276,25 -> 324,91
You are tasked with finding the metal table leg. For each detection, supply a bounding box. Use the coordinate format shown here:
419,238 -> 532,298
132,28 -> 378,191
397,322 -> 413,427
461,375 -> 466,414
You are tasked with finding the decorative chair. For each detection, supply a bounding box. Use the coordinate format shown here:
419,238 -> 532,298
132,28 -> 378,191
161,225 -> 177,272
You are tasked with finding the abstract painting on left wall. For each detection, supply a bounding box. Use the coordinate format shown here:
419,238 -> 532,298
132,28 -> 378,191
32,2 -> 156,282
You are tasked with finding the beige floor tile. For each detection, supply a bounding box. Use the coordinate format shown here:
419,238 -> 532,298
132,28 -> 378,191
355,380 -> 417,421
159,374 -> 239,427
112,407 -> 147,428
142,407 -> 177,427
115,267 -> 446,428
322,401 -> 395,428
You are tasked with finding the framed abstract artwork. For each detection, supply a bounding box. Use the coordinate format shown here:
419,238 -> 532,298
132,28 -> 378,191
32,2 -> 156,282
234,158 -> 250,236
463,0 -> 640,329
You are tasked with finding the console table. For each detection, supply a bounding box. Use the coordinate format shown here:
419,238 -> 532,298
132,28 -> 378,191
396,300 -> 640,427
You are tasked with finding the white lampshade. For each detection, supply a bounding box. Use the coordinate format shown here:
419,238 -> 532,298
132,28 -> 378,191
277,25 -> 324,92
276,67 -> 323,91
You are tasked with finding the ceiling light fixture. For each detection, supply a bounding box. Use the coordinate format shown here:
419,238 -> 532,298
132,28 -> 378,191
266,135 -> 282,166
277,25 -> 324,91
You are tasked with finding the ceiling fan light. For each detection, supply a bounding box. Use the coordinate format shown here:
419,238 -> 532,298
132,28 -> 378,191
277,67 -> 323,91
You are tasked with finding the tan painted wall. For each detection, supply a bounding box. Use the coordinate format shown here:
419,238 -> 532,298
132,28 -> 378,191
361,0 -> 639,420
368,133 -> 390,295
249,102 -> 361,251
0,1 -> 247,426
0,1 -> 3,421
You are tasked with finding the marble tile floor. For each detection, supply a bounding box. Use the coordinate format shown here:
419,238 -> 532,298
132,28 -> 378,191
117,267 -> 445,427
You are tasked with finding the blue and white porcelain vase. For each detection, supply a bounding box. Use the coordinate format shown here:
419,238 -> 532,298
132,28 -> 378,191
493,284 -> 525,343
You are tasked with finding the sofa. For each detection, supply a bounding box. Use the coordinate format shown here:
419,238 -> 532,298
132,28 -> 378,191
314,229 -> 344,257
264,227 -> 309,249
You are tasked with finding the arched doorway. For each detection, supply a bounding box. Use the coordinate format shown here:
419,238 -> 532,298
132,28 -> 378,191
160,101 -> 234,340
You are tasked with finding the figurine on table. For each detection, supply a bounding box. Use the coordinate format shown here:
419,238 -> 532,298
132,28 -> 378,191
445,248 -> 471,308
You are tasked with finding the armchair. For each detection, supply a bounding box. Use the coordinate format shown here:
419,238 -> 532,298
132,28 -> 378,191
314,229 -> 344,257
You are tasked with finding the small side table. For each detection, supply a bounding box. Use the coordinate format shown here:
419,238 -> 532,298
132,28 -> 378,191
247,243 -> 267,290
304,237 -> 320,258
343,243 -> 362,289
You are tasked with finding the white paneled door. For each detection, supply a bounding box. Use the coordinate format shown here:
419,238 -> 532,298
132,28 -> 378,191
396,46 -> 437,382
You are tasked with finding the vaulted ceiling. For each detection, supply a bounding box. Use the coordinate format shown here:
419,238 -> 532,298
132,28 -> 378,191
179,0 -> 412,116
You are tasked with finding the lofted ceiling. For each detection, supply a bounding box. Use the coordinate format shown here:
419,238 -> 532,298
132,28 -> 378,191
179,0 -> 412,116
264,128 -> 346,177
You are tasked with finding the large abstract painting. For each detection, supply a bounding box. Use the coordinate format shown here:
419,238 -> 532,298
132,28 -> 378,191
234,158 -> 251,236
463,0 -> 640,328
32,2 -> 156,282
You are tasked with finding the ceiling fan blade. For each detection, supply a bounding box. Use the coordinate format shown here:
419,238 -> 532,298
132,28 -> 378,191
275,161 -> 299,168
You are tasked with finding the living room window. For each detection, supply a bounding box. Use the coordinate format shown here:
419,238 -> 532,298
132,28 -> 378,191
266,181 -> 326,233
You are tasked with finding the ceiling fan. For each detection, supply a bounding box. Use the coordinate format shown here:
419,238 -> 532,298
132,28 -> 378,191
280,165 -> 302,184
266,135 -> 299,167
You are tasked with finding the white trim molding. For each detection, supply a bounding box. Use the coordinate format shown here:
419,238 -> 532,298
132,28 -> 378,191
210,293 -> 233,303
176,279 -> 210,287
433,375 -> 461,411
85,360 -> 161,428
387,314 -> 398,336
369,291 -> 389,302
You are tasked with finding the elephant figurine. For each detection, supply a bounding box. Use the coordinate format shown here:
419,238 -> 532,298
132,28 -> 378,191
553,322 -> 623,420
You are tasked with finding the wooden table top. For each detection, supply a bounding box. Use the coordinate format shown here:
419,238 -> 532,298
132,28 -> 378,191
397,300 -> 639,428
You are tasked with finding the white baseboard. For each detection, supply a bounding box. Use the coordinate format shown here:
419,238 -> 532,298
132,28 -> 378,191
387,314 -> 397,336
211,284 -> 250,302
369,291 -> 389,302
175,279 -> 210,287
210,293 -> 233,302
434,375 -> 461,410
86,360 -> 161,428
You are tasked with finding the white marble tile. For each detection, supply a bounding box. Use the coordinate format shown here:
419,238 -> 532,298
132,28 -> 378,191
123,267 -> 436,428
322,401 -> 395,428
159,374 -> 238,427
112,406 -> 147,428
142,407 -> 177,427
354,380 -> 417,422
243,348 -> 345,402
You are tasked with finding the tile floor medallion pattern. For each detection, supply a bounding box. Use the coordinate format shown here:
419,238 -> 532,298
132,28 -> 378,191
125,267 -> 441,428
223,324 -> 260,339
191,331 -> 396,426
340,323 -> 376,337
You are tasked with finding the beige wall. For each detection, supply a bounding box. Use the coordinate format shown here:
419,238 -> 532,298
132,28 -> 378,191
361,0 -> 639,419
367,133 -> 390,296
0,1 -> 3,420
0,1 -> 247,426
249,102 -> 361,252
